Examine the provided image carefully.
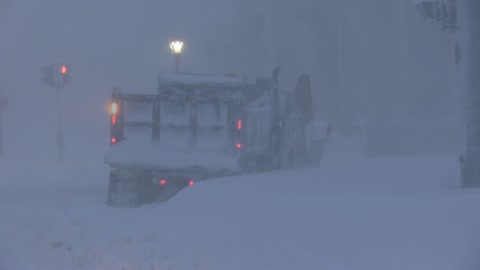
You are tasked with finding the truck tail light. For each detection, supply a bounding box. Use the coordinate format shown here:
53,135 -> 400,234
112,115 -> 117,125
236,143 -> 243,149
160,179 -> 167,186
188,180 -> 195,186
111,137 -> 117,144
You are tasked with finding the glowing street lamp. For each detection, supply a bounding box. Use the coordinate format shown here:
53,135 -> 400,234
170,40 -> 184,54
169,40 -> 184,72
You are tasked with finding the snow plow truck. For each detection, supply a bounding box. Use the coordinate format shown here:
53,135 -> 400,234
104,68 -> 331,207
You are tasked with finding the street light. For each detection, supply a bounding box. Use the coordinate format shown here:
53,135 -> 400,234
169,40 -> 184,72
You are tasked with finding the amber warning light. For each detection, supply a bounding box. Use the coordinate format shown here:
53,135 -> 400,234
110,102 -> 119,115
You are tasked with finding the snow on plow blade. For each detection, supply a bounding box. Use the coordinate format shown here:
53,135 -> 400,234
106,164 -> 241,208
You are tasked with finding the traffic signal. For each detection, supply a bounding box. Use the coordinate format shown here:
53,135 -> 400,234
61,65 -> 68,75
59,64 -> 71,87
41,64 -> 70,89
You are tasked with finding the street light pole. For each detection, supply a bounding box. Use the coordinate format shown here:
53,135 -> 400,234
170,40 -> 184,73
174,54 -> 180,73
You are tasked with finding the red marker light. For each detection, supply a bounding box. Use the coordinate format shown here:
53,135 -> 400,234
61,65 -> 68,75
236,143 -> 243,149
160,179 -> 167,186
111,137 -> 117,144
237,119 -> 243,130
188,180 -> 194,186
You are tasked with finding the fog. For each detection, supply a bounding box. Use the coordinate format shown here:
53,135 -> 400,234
0,0 -> 459,161
2,1 -> 480,269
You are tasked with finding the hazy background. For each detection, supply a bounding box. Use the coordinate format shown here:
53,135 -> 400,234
0,0 -> 459,162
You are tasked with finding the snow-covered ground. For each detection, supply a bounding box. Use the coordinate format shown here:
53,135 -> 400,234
1,154 -> 479,270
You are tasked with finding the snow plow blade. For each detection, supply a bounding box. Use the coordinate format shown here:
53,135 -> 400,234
106,164 -> 242,208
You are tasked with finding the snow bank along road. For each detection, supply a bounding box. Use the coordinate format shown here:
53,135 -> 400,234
0,156 -> 479,270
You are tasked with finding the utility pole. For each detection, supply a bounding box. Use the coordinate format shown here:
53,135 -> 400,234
460,0 -> 480,187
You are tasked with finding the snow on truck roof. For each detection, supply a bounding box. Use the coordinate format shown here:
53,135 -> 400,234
158,72 -> 245,89
114,72 -> 246,96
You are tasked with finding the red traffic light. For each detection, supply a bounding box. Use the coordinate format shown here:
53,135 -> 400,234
61,65 -> 68,75
237,119 -> 243,130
